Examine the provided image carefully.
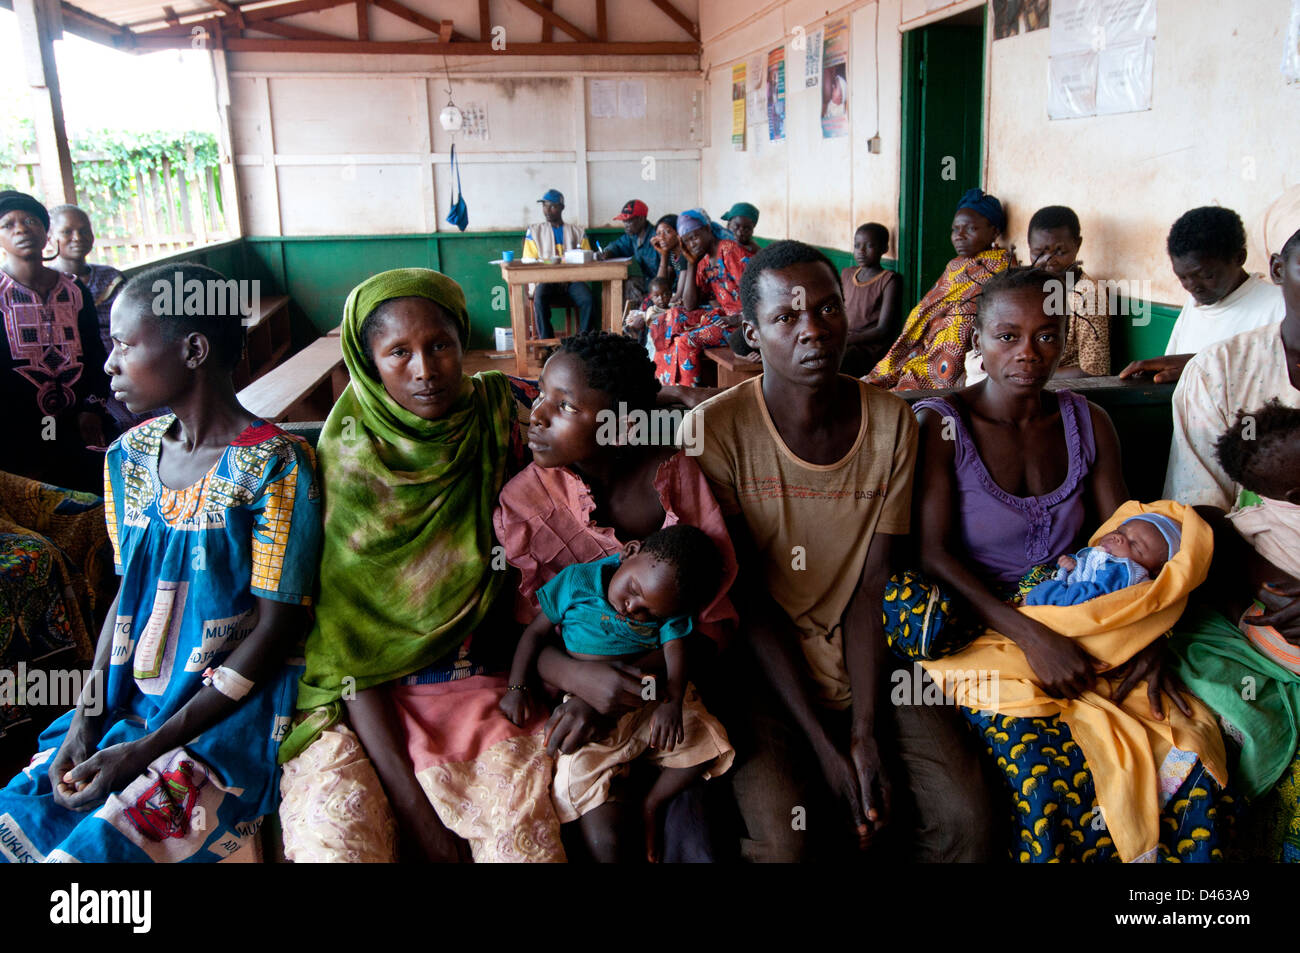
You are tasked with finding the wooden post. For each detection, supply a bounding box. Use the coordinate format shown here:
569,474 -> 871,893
13,0 -> 76,205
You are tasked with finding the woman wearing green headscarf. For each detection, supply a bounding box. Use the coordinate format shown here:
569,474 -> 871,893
277,268 -> 565,863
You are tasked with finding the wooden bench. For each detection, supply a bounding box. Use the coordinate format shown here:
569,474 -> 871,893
233,295 -> 292,390
704,347 -> 763,388
237,333 -> 347,423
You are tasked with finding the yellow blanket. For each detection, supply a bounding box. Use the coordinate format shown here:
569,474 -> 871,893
921,500 -> 1228,862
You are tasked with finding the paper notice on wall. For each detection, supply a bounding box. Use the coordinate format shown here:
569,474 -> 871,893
820,17 -> 849,138
618,80 -> 646,118
1049,0 -> 1155,118
804,27 -> 824,89
590,79 -> 617,118
732,63 -> 746,151
1096,37 -> 1153,114
1285,0 -> 1300,84
746,53 -> 766,126
1101,0 -> 1157,46
767,46 -> 787,141
1050,0 -> 1098,55
1048,50 -> 1099,119
460,102 -> 489,140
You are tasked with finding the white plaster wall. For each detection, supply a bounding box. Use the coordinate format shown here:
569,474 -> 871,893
985,0 -> 1300,303
699,0 -> 905,254
223,0 -> 702,235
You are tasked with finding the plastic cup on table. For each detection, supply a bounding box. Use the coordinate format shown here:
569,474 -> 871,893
502,250 -> 515,262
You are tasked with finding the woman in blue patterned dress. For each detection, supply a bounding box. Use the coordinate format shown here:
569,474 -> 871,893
0,262 -> 321,862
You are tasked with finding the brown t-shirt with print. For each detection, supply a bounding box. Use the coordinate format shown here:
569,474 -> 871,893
685,376 -> 917,709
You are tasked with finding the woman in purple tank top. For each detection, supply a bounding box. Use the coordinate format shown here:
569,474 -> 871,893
892,268 -> 1234,862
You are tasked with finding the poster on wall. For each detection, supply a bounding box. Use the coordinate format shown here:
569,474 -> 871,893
732,63 -> 746,151
1048,0 -> 1155,119
1096,38 -> 1154,115
746,53 -> 766,126
618,80 -> 646,119
1285,0 -> 1300,84
767,46 -> 787,141
804,27 -> 824,89
820,18 -> 849,138
993,0 -> 1050,40
589,79 -> 617,118
459,102 -> 489,140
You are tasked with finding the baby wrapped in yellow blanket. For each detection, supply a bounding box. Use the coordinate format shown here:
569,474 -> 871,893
921,500 -> 1228,862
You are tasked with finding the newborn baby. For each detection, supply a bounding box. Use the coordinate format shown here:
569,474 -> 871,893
1025,514 -> 1182,608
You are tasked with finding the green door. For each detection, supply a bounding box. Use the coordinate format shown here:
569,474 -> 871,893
898,18 -> 986,311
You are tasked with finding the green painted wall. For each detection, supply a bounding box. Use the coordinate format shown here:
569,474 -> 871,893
241,229 -> 627,350
126,234 -> 1181,366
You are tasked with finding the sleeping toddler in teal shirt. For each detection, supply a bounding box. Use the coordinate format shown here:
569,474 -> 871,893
500,524 -> 734,861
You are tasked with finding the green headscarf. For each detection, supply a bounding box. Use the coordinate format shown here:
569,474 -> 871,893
279,268 -> 513,763
722,202 -> 759,225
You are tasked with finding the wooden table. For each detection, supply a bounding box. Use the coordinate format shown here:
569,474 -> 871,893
498,259 -> 629,375
704,347 -> 763,388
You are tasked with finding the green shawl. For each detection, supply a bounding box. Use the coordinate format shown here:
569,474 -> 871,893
280,268 -> 513,763
1168,605 -> 1300,799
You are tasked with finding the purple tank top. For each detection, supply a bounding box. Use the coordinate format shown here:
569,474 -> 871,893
914,391 -> 1096,584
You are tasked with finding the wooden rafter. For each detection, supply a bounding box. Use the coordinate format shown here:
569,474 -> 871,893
540,0 -> 550,43
248,16 -> 339,39
511,0 -> 589,43
204,0 -> 244,29
129,33 -> 698,54
243,0 -> 353,23
75,0 -> 700,56
370,0 -> 467,41
647,0 -> 697,40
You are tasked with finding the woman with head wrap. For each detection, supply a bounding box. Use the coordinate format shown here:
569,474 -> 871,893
277,268 -> 566,863
0,190 -> 113,492
647,210 -> 751,386
868,188 -> 1013,391
723,202 -> 760,255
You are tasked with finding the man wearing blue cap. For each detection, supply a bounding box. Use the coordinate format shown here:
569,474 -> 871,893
523,189 -> 594,336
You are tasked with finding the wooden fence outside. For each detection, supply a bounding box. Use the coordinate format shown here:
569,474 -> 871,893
8,153 -> 232,268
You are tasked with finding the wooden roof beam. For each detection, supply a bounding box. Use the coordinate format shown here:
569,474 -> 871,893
355,0 -> 366,39
370,0 -> 468,41
511,0 -> 590,42
205,0 -> 244,28
247,16 -> 340,39
243,0 -> 353,23
647,0 -> 697,40
129,33 -> 697,54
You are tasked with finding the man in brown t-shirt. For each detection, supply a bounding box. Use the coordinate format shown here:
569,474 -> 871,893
685,240 -> 996,862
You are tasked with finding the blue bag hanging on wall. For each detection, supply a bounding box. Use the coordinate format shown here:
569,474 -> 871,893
445,144 -> 469,231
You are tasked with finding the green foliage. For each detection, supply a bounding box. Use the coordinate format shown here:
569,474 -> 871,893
0,123 -> 224,246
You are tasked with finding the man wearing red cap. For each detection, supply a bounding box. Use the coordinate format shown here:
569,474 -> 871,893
597,199 -> 659,303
